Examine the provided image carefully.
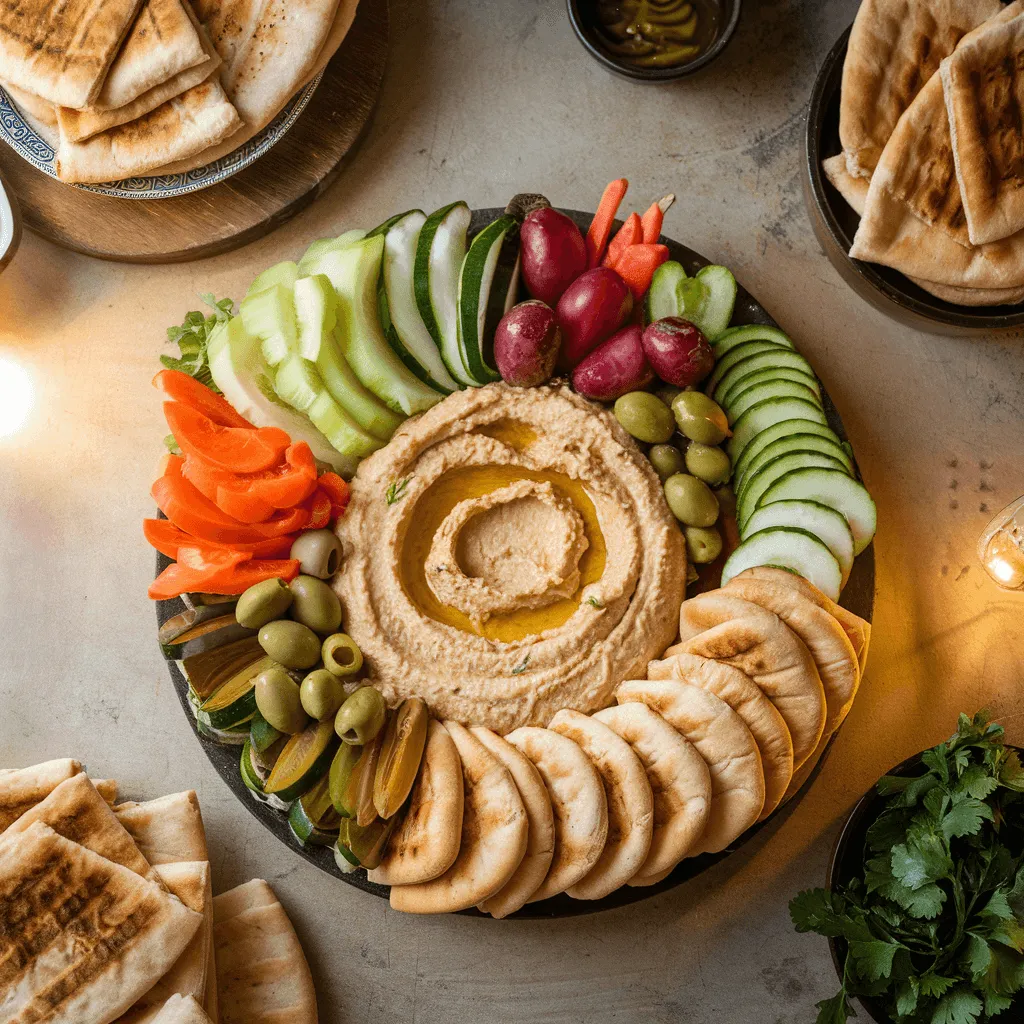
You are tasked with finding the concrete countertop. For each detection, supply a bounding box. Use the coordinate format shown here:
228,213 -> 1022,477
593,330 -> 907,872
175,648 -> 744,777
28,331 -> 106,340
1,1 -> 1022,1021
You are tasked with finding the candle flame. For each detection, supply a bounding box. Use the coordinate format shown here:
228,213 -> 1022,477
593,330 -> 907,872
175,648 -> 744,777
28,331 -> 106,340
989,557 -> 1017,584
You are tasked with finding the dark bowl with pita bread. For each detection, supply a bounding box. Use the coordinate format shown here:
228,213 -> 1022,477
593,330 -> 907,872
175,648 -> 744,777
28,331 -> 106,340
804,28 -> 1024,337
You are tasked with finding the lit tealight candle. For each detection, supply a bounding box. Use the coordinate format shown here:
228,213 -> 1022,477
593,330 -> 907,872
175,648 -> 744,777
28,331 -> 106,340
978,496 -> 1024,591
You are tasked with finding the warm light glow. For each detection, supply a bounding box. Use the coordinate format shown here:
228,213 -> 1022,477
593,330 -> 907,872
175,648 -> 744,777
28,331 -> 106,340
0,357 -> 33,438
989,557 -> 1017,584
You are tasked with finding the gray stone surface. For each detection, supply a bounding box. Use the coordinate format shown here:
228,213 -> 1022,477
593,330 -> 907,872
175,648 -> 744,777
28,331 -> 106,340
1,1 -> 1023,1021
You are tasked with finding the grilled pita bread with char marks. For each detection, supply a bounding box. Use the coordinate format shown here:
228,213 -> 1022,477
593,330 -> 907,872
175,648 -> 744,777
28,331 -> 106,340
0,757 -> 82,831
115,791 -> 209,865
151,995 -> 214,1024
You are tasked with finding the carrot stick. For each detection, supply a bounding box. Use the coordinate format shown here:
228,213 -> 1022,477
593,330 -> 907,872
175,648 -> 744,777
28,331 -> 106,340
586,178 -> 629,268
615,243 -> 670,301
641,194 -> 675,244
602,212 -> 643,269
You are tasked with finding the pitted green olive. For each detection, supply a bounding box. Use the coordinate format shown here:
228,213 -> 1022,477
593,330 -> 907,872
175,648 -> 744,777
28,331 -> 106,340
235,577 -> 293,629
335,686 -> 387,746
290,530 -> 343,579
613,391 -> 676,444
684,443 -> 731,486
258,619 -> 321,670
648,443 -> 686,481
685,526 -> 723,564
663,473 -> 720,527
322,633 -> 363,677
671,391 -> 729,445
289,575 -> 343,635
255,664 -> 308,734
300,669 -> 346,721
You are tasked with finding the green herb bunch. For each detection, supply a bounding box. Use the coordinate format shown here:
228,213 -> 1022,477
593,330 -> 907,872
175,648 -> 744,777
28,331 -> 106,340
791,712 -> 1024,1024
161,294 -> 235,392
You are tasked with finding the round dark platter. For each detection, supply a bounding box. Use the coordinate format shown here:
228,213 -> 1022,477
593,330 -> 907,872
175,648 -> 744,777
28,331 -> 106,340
156,207 -> 876,918
804,27 -> 1024,336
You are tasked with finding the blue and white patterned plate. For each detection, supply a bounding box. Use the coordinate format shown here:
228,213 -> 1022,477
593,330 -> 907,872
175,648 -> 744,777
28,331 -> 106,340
0,72 -> 323,200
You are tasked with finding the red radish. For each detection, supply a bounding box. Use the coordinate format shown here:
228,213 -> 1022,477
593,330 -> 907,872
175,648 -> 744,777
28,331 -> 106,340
520,207 -> 588,306
556,268 -> 633,369
494,300 -> 562,387
641,317 -> 714,388
571,325 -> 653,401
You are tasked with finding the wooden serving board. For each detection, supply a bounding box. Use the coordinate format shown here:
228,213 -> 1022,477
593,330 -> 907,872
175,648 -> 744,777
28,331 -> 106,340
0,0 -> 387,264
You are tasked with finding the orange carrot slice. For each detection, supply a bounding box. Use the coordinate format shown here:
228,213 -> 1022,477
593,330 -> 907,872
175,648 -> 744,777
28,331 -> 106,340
586,178 -> 629,268
615,243 -> 670,301
153,369 -> 251,428
602,212 -> 643,269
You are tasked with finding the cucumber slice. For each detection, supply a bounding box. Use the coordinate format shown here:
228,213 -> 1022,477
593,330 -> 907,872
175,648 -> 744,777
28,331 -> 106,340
198,713 -> 253,744
415,202 -> 476,386
710,323 -> 794,357
294,274 -> 402,440
728,398 -> 828,465
721,367 -> 820,410
740,500 -> 855,588
708,340 -> 798,395
200,655 -> 272,730
240,739 -> 265,793
246,261 -> 298,299
457,214 -> 519,385
289,775 -> 342,846
693,265 -> 737,340
737,450 -> 851,529
722,527 -> 843,601
297,231 -> 367,277
207,318 -> 359,477
328,742 -> 362,817
265,718 -> 338,803
334,841 -> 360,872
309,236 -> 444,415
713,348 -> 816,404
644,260 -> 707,324
732,417 -> 844,485
759,468 -> 877,556
736,432 -> 853,494
159,613 -> 254,661
379,210 -> 461,393
725,378 -> 822,425
249,709 -> 283,755
240,283 -> 298,368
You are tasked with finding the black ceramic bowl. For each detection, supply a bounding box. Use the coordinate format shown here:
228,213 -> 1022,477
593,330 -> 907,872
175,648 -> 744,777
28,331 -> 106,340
804,28 -> 1024,336
826,746 -> 1024,1022
566,0 -> 741,82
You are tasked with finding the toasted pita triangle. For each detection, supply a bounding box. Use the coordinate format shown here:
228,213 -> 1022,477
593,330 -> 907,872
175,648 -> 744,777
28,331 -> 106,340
115,791 -> 209,865
151,995 -> 213,1024
212,879 -> 276,926
0,80 -> 58,126
0,758 -> 81,831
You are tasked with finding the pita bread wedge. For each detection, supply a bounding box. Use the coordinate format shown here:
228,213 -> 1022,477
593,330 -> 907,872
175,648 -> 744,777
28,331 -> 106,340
616,679 -> 764,855
676,594 -> 826,771
56,78 -> 242,183
594,703 -> 711,877
505,726 -> 608,903
0,758 -> 81,831
0,0 -> 145,109
151,995 -> 213,1024
0,821 -> 202,1024
549,710 -> 653,900
648,650 -> 793,819
0,80 -> 58,126
839,0 -> 1001,179
94,778 -> 119,804
4,773 -> 159,881
212,880 -> 317,1024
115,791 -> 209,864
118,862 -> 212,1024
389,722 -> 527,914
626,864 -> 674,888
473,728 -> 555,920
367,720 -> 464,887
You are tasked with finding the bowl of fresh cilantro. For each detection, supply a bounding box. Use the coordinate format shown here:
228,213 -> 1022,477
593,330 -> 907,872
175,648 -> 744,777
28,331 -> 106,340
790,712 -> 1024,1024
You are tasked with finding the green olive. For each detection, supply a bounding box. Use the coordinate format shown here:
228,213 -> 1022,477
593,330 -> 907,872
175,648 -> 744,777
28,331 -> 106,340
235,577 -> 293,629
300,668 -> 346,721
335,686 -> 387,746
322,633 -> 363,677
290,529 -> 343,579
684,443 -> 731,486
671,391 -> 729,445
255,664 -> 308,734
648,443 -> 686,482
613,391 -> 676,444
685,526 -> 723,564
258,619 -> 322,670
663,473 -> 720,527
289,575 -> 343,635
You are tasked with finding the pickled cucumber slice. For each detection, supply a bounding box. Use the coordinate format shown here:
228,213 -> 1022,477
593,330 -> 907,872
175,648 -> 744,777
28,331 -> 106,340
289,774 -> 342,846
249,709 -> 283,755
183,635 -> 265,701
708,340 -> 795,395
240,739 -> 265,794
329,742 -> 363,817
200,655 -> 273,730
337,815 -> 399,870
265,718 -> 338,803
373,697 -> 428,819
159,613 -> 254,661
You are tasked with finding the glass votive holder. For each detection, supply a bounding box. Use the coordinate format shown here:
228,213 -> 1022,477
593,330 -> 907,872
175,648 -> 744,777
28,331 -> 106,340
977,496 -> 1024,590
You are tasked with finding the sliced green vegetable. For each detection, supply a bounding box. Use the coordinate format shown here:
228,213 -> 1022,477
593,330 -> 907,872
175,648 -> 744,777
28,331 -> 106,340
250,709 -> 284,754
265,718 -> 338,803
722,526 -> 843,601
240,739 -> 265,793
183,634 -> 265,701
693,265 -> 736,340
710,323 -> 794,356
199,655 -> 274,730
296,231 -> 367,277
160,613 -> 255,661
288,774 -> 342,846
246,262 -> 299,300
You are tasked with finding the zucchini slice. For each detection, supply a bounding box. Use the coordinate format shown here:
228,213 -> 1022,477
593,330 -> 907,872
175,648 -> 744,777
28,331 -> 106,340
265,718 -> 338,804
712,348 -> 816,404
710,323 -> 794,357
736,432 -> 853,494
414,202 -> 476,386
725,378 -> 822,425
733,418 -> 844,485
199,655 -> 273,730
183,636 -> 265,701
737,450 -> 851,529
457,214 -> 519,385
728,398 -> 828,465
289,774 -> 342,846
722,526 -> 843,601
160,614 -> 255,661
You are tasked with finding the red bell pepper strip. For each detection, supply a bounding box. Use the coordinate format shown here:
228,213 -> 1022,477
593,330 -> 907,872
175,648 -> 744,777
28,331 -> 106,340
152,370 -> 252,429
149,551 -> 300,600
602,213 -> 643,270
615,243 -> 670,301
586,178 -> 629,269
143,519 -> 296,560
164,402 -> 290,473
306,488 -> 333,530
316,472 -> 351,521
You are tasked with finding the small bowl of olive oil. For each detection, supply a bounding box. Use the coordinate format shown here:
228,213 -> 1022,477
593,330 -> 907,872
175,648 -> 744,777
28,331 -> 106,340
567,0 -> 740,81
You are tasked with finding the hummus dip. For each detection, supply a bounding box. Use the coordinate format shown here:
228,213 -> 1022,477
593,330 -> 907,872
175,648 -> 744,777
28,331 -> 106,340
333,383 -> 685,733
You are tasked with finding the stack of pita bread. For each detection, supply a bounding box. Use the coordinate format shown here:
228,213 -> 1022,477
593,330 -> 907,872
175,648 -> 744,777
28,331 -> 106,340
0,0 -> 359,185
0,759 -> 317,1024
826,0 -> 1024,306
368,567 -> 869,916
